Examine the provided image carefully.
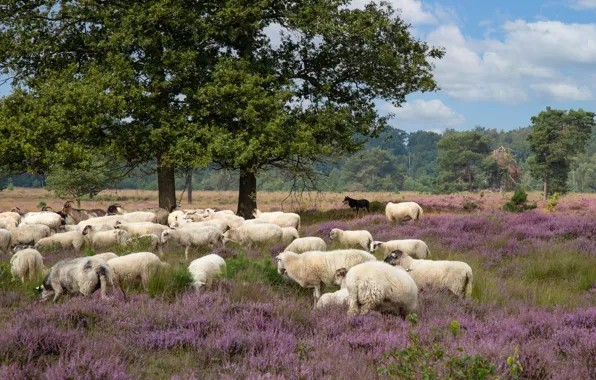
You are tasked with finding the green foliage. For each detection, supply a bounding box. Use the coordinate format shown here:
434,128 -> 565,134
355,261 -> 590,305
546,192 -> 559,212
222,254 -> 286,287
503,188 -> 537,213
507,348 -> 524,379
377,317 -> 496,379
147,265 -> 193,300
338,148 -> 406,192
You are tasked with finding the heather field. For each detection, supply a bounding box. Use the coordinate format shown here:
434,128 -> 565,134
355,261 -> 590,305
0,190 -> 595,379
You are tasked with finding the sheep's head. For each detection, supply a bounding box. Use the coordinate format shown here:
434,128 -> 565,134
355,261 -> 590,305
369,241 -> 383,253
81,225 -> 93,236
161,230 -> 172,243
329,228 -> 340,240
12,244 -> 32,253
275,253 -> 287,276
37,274 -> 54,301
333,268 -> 347,285
384,250 -> 405,266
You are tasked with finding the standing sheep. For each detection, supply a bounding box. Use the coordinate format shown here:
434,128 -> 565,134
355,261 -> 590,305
10,247 -> 44,282
329,228 -> 373,250
223,223 -> 283,249
106,252 -> 168,291
161,227 -> 222,261
0,229 -> 12,254
253,209 -> 300,230
384,250 -> 473,299
281,227 -> 299,247
370,239 -> 430,259
342,261 -> 419,317
385,201 -> 423,223
284,237 -> 327,253
276,249 -> 376,304
9,224 -> 51,246
188,254 -> 227,290
82,225 -> 130,251
93,252 -> 119,261
35,231 -> 85,252
21,212 -> 63,232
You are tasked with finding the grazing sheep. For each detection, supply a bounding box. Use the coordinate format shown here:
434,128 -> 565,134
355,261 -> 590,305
35,231 -> 85,252
93,252 -> 118,261
281,227 -> 299,247
106,252 -> 168,291
176,220 -> 230,234
253,209 -> 300,230
37,257 -> 123,302
21,212 -> 62,232
188,254 -> 227,290
161,227 -> 222,261
9,224 -> 51,246
0,229 -> 12,254
342,261 -> 418,317
384,250 -> 473,299
276,249 -> 376,304
284,237 -> 327,253
370,239 -> 430,259
82,225 -> 130,251
223,223 -> 283,249
114,221 -> 168,238
329,228 -> 373,250
385,201 -> 423,223
316,269 -> 350,309
203,213 -> 244,228
10,247 -> 44,282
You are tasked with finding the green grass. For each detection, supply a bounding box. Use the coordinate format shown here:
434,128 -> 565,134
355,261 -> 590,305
147,264 -> 194,300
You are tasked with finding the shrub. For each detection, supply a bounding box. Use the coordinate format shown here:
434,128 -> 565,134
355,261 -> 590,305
463,201 -> 479,211
147,265 -> 193,299
369,201 -> 385,213
503,188 -> 537,213
546,192 -> 559,212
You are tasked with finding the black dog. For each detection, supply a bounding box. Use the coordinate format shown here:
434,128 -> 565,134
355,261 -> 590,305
342,196 -> 370,213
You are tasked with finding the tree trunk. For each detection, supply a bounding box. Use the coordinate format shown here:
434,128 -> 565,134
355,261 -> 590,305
187,170 -> 193,205
237,164 -> 257,219
157,157 -> 176,210
543,175 -> 549,200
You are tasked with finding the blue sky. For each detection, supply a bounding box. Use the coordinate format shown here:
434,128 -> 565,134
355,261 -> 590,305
2,0 -> 595,133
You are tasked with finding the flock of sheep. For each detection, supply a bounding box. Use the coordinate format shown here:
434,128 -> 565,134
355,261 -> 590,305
2,198 -> 473,317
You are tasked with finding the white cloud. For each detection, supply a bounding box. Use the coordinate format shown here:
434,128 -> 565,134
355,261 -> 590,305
531,83 -> 593,100
569,0 -> 596,9
386,99 -> 465,127
350,0 -> 436,24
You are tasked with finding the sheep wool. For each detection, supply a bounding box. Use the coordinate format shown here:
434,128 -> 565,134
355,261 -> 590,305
35,231 -> 85,252
281,227 -> 299,247
370,239 -> 430,259
0,229 -> 12,254
284,237 -> 327,253
329,228 -> 373,250
11,248 -> 44,282
253,209 -> 300,230
385,201 -> 423,223
107,252 -> 168,291
93,252 -> 119,262
223,223 -> 283,249
188,254 -> 227,290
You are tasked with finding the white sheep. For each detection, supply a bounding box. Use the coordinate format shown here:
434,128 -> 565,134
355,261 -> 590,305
281,227 -> 299,247
114,221 -> 168,238
82,225 -> 130,251
10,247 -> 44,282
223,223 -> 283,249
93,252 -> 118,261
176,220 -> 230,234
253,209 -> 300,230
384,250 -> 473,299
329,228 -> 373,250
385,201 -> 423,223
119,211 -> 158,224
9,224 -> 51,246
77,215 -> 123,230
316,269 -> 350,309
0,218 -> 18,230
21,211 -> 63,232
65,224 -> 115,233
188,254 -> 227,290
370,239 -> 430,259
0,229 -> 12,254
276,249 -> 376,304
106,251 -> 168,291
342,261 -> 419,317
242,218 -> 268,225
35,231 -> 85,252
0,211 -> 22,224
168,210 -> 186,227
37,256 -> 122,302
284,237 -> 327,253
161,227 -> 222,261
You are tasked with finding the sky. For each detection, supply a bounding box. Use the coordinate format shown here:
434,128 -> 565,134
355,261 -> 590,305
1,0 -> 595,134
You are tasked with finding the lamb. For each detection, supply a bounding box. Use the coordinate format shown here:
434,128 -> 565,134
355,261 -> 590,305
9,224 -> 51,246
370,239 -> 430,259
106,252 -> 168,291
329,228 -> 373,250
223,223 -> 283,249
253,209 -> 300,230
37,256 -> 122,302
93,252 -> 118,261
316,268 -> 349,309
188,254 -> 227,290
35,231 -> 85,252
342,261 -> 418,317
284,237 -> 327,253
0,229 -> 11,254
21,211 -> 62,232
10,247 -> 44,282
82,225 -> 130,251
385,201 -> 423,223
161,227 -> 222,261
281,227 -> 299,247
276,249 -> 376,304
384,250 -> 473,299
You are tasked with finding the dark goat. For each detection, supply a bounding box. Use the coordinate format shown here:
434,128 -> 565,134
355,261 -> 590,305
61,202 -> 107,224
342,196 -> 370,213
106,204 -> 125,215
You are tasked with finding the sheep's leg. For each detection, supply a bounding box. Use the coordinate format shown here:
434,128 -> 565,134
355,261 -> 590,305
347,297 -> 360,316
359,302 -> 375,315
313,285 -> 322,307
52,291 -> 63,303
185,246 -> 190,261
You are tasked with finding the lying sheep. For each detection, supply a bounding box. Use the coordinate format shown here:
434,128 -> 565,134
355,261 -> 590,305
342,261 -> 418,317
276,249 -> 376,304
161,227 -> 222,261
253,209 -> 300,230
284,237 -> 327,253
370,239 -> 430,259
188,254 -> 227,290
316,268 -> 349,309
329,228 -> 373,250
385,201 -> 423,223
82,225 -> 130,251
106,252 -> 168,291
37,257 -> 122,302
10,247 -> 44,282
223,223 -> 283,249
93,252 -> 118,261
9,224 -> 51,246
0,229 -> 11,254
21,212 -> 63,232
281,227 -> 299,247
35,231 -> 85,252
384,250 -> 473,299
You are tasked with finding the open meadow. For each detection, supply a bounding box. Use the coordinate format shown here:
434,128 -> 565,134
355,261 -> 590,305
1,189 -> 595,379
